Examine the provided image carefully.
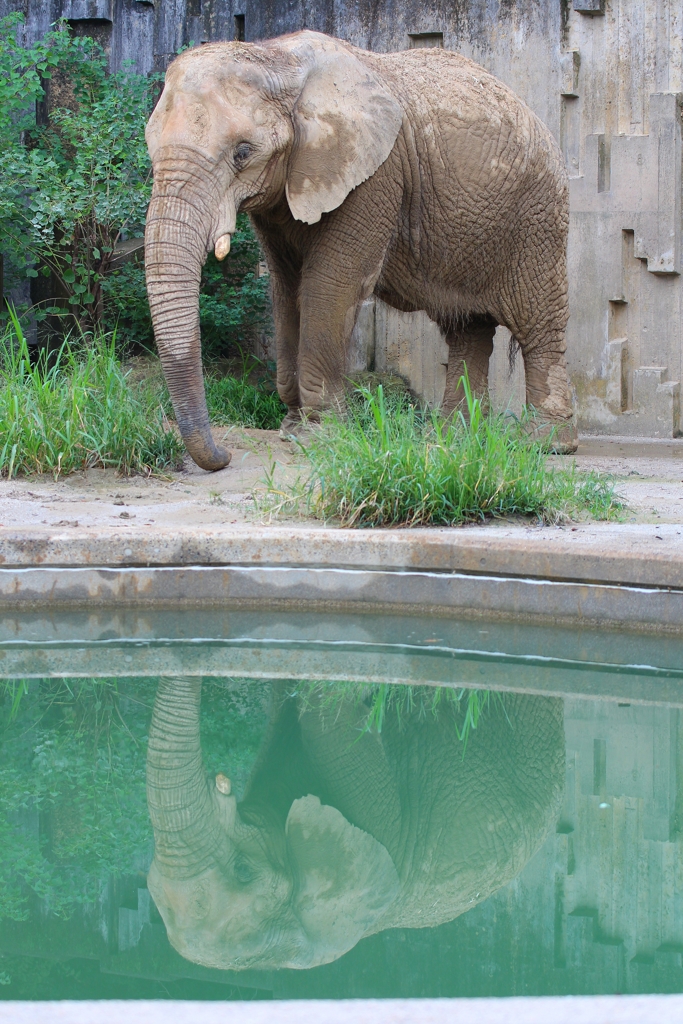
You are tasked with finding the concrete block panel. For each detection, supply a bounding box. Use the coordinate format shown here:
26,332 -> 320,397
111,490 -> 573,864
374,299 -> 448,407
346,298 -> 376,376
573,0 -> 605,12
60,0 -> 113,20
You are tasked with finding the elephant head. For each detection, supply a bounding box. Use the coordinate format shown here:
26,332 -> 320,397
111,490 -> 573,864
145,677 -> 399,969
144,32 -> 402,469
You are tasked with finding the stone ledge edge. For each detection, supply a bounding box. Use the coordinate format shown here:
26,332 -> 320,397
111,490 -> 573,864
1,994 -> 683,1024
0,525 -> 682,589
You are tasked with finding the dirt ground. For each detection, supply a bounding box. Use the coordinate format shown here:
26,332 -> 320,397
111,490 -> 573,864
0,431 -> 682,531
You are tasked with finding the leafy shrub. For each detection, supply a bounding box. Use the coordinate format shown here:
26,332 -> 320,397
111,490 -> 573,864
0,310 -> 183,477
0,14 -> 157,332
100,259 -> 155,347
102,215 -> 272,358
281,378 -> 622,526
0,14 -> 273,358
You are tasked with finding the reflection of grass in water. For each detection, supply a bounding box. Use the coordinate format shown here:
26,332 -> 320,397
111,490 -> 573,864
295,682 -> 503,754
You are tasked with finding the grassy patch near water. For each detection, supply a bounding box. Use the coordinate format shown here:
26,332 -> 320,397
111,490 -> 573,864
269,379 -> 622,526
0,312 -> 183,477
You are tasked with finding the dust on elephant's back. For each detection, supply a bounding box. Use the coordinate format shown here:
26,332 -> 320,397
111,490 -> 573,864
145,680 -> 565,971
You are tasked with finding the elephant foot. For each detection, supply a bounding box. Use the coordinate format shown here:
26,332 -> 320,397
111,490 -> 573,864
278,409 -> 321,442
527,415 -> 578,455
279,410 -> 305,440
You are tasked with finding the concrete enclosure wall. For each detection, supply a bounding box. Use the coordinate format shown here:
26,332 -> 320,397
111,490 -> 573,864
4,0 -> 682,436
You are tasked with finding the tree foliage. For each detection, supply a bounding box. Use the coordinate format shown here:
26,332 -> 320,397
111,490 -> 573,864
0,14 -> 156,331
0,13 -> 271,357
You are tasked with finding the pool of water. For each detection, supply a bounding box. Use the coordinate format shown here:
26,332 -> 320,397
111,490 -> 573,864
1,608 -> 683,1002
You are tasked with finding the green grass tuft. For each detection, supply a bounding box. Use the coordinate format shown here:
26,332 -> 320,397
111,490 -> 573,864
283,377 -> 623,526
0,309 -> 183,478
205,367 -> 286,430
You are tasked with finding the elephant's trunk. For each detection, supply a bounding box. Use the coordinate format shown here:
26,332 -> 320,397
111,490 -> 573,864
146,677 -> 223,879
145,163 -> 230,471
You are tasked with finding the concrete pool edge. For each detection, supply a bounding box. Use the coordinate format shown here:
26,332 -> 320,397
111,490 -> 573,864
1,994 -> 683,1023
0,524 -> 682,631
1,523 -> 682,587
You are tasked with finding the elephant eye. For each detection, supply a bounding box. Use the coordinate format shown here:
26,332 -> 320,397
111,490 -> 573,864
233,142 -> 253,169
233,857 -> 255,885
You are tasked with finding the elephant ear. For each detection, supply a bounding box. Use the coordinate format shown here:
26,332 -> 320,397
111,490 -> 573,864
278,32 -> 403,224
285,794 -> 399,966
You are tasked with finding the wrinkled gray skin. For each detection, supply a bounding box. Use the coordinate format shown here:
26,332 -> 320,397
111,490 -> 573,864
146,678 -> 565,971
144,31 -> 575,470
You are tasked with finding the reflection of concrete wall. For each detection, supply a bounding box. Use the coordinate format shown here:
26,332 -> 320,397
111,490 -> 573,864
556,701 -> 683,974
9,0 -> 683,434
484,699 -> 683,994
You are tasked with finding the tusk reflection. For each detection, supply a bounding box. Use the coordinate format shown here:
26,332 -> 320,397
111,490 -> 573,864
215,773 -> 232,794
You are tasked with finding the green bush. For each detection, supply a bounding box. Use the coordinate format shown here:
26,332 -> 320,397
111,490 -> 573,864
284,379 -> 622,526
102,215 -> 271,357
0,14 -> 156,332
0,14 -> 273,358
0,310 -> 183,477
100,260 -> 155,347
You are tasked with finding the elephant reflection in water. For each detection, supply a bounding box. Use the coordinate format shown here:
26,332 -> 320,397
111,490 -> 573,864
146,678 -> 564,971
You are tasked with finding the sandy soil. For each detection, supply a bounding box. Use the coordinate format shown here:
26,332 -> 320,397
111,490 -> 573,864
551,436 -> 683,524
0,432 -> 682,531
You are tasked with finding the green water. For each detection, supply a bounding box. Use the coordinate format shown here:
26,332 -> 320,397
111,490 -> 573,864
1,610 -> 683,1001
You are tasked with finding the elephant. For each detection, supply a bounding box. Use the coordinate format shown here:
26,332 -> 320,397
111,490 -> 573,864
144,30 -> 576,471
146,678 -> 565,971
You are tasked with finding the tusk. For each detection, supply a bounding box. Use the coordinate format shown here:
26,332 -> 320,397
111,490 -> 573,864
214,233 -> 231,260
215,773 -> 232,795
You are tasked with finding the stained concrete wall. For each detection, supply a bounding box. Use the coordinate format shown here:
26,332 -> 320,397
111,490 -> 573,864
4,0 -> 682,435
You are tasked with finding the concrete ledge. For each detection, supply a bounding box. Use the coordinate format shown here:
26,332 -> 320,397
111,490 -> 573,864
0,523 -> 682,588
2,995 -> 683,1023
1,564 -> 682,632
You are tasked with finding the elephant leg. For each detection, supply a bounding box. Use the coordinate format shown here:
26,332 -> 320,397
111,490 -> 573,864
298,253 -> 389,422
249,216 -> 303,430
521,334 -> 577,452
297,281 -> 355,421
261,252 -> 303,434
272,281 -> 304,435
440,314 -> 496,418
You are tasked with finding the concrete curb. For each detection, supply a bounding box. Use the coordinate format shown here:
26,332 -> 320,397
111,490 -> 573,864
1,524 -> 682,630
1,995 -> 683,1023
0,523 -> 682,587
2,564 -> 683,632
